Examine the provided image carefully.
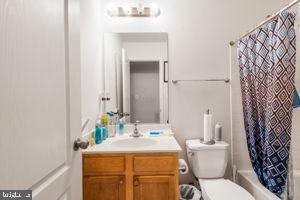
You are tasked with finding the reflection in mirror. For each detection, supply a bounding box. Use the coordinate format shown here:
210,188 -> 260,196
104,33 -> 169,124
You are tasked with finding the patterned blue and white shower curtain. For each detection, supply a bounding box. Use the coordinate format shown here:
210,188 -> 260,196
238,11 -> 296,197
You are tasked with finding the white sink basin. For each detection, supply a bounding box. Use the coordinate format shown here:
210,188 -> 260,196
112,138 -> 157,148
82,129 -> 182,153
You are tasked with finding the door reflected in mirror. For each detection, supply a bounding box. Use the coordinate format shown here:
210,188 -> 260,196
104,33 -> 169,124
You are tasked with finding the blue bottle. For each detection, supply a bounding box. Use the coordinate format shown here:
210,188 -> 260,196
118,118 -> 125,135
102,127 -> 108,140
95,125 -> 103,144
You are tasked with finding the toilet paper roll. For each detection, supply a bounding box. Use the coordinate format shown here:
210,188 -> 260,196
204,109 -> 212,143
178,159 -> 189,175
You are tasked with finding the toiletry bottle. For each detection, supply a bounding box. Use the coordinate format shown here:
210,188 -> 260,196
106,112 -> 114,137
214,123 -> 222,141
101,114 -> 108,128
113,111 -> 119,135
89,133 -> 95,147
119,118 -> 125,135
108,113 -> 116,137
102,127 -> 108,140
95,125 -> 102,144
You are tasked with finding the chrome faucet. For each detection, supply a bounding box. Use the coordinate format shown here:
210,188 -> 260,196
131,121 -> 142,138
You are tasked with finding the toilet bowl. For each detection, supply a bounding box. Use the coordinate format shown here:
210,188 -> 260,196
200,179 -> 254,200
186,139 -> 254,200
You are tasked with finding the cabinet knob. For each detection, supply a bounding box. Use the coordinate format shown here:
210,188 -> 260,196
134,180 -> 139,186
119,180 -> 124,185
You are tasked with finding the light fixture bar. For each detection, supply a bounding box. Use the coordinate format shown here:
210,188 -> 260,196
107,4 -> 160,17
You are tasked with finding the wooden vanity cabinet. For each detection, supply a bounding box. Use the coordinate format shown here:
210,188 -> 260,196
84,176 -> 125,200
83,153 -> 179,200
133,175 -> 175,200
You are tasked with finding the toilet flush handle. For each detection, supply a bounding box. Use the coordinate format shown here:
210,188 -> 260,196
188,151 -> 194,156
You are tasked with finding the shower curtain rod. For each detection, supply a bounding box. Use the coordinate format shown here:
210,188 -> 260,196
230,0 -> 300,46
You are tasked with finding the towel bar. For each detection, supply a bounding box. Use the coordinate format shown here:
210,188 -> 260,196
172,78 -> 230,84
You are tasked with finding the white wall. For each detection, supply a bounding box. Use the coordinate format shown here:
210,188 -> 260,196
81,0 -> 289,183
80,0 -> 104,133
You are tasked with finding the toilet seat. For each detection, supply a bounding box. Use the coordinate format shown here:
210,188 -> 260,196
200,179 -> 255,200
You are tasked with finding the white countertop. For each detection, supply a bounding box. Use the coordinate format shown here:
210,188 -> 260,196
82,132 -> 182,154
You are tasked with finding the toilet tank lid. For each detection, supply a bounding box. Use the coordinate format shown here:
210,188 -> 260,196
186,139 -> 229,150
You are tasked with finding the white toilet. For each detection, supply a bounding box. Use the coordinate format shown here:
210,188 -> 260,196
186,139 -> 255,200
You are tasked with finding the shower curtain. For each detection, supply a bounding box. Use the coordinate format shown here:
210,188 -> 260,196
238,11 -> 296,197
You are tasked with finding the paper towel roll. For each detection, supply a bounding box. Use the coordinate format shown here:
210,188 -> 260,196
179,159 -> 189,174
203,109 -> 212,143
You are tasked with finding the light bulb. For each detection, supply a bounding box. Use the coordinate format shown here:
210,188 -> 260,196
123,4 -> 131,15
150,3 -> 160,16
137,4 -> 144,14
107,3 -> 117,15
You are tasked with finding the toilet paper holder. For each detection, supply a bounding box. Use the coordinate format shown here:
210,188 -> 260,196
179,165 -> 187,171
178,159 -> 189,174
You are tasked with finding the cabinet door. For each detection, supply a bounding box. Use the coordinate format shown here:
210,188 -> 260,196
84,176 -> 125,200
133,176 -> 175,200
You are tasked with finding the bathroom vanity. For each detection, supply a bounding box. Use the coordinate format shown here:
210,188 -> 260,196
82,133 -> 181,200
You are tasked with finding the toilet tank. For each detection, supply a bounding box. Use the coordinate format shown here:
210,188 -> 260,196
186,140 -> 229,179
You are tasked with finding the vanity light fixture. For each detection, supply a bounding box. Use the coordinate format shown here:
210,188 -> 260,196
107,3 -> 160,17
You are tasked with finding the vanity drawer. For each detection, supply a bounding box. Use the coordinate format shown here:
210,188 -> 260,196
83,156 -> 125,174
133,155 -> 176,173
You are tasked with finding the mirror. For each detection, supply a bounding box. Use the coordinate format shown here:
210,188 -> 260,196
104,33 -> 169,124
